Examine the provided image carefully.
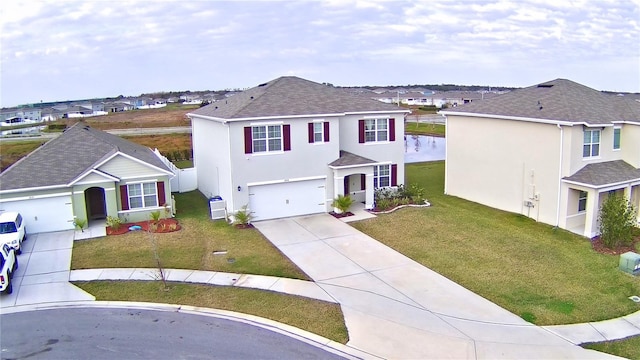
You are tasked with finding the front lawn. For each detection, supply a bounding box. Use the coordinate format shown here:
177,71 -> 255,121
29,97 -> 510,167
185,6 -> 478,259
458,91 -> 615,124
405,122 -> 445,137
351,161 -> 640,325
72,191 -> 308,279
75,281 -> 349,344
583,335 -> 640,360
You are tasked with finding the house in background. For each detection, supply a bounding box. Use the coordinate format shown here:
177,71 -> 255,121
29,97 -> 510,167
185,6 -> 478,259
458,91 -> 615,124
441,79 -> 640,238
188,76 -> 409,221
0,123 -> 174,233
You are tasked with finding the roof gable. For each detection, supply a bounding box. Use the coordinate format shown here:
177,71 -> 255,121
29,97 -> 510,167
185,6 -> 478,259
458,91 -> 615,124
190,76 -> 408,120
0,123 -> 172,191
442,79 -> 640,125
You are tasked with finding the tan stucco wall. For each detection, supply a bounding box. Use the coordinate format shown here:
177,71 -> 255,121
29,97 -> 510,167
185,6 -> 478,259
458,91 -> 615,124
620,123 -> 640,168
445,115 -> 562,225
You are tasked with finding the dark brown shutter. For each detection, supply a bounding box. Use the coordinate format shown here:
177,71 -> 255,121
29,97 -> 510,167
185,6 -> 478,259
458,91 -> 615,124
244,127 -> 252,154
360,174 -> 366,190
391,164 -> 398,186
120,185 -> 129,210
389,118 -> 396,141
324,121 -> 330,142
308,123 -> 314,143
358,120 -> 365,143
157,181 -> 166,206
344,176 -> 349,194
283,124 -> 291,151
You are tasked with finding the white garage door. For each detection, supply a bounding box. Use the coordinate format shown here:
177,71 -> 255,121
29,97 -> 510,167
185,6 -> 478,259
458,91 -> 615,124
249,179 -> 326,221
0,195 -> 74,234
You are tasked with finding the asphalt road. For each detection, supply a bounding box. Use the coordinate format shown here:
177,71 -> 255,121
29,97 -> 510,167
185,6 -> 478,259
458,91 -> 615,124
0,127 -> 192,142
0,308 -> 347,360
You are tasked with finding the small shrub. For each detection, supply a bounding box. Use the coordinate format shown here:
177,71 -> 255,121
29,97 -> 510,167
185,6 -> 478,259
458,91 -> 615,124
163,152 -> 173,161
150,210 -> 162,222
182,149 -> 191,160
106,215 -> 122,230
73,218 -> 87,232
332,194 -> 354,213
598,194 -> 638,249
233,205 -> 253,226
172,150 -> 182,161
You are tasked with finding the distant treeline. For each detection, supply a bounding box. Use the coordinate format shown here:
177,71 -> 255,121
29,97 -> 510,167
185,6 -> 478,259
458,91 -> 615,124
359,84 -> 519,92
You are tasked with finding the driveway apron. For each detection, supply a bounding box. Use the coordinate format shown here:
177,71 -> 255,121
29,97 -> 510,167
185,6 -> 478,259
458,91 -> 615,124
253,214 -> 616,359
0,231 -> 94,309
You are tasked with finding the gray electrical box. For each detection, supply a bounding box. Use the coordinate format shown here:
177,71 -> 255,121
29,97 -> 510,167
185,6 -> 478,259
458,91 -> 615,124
619,252 -> 640,276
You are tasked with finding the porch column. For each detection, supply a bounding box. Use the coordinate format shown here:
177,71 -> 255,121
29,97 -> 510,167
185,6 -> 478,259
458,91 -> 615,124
623,185 -> 632,201
583,189 -> 599,238
334,175 -> 345,197
365,174 -> 374,209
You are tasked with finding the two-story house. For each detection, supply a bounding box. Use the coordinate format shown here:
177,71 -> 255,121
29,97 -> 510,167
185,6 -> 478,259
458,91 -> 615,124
440,79 -> 640,238
187,76 -> 410,221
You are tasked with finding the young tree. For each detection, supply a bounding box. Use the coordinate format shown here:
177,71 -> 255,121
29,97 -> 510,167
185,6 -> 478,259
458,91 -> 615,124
598,194 -> 638,249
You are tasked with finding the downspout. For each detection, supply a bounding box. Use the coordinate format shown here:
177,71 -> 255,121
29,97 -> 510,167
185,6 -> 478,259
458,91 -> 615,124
555,124 -> 563,228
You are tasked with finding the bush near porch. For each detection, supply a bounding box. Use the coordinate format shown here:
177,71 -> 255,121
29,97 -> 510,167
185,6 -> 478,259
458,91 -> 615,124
352,161 -> 640,326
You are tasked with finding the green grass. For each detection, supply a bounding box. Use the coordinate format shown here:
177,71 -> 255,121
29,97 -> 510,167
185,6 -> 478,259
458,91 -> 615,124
405,122 -> 445,137
173,160 -> 193,169
583,335 -> 640,359
352,161 -> 640,325
75,281 -> 348,344
72,191 -> 308,279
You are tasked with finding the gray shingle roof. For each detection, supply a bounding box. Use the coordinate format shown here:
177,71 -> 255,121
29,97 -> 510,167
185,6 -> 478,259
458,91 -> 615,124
329,151 -> 377,167
0,123 -> 172,191
563,160 -> 640,187
441,79 -> 640,125
190,76 -> 408,119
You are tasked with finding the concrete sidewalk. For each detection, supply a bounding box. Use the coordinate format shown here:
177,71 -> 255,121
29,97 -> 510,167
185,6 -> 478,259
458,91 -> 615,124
254,214 -> 631,359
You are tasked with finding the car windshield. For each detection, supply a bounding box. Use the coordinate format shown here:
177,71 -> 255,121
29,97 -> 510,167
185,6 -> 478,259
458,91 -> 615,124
0,222 -> 17,234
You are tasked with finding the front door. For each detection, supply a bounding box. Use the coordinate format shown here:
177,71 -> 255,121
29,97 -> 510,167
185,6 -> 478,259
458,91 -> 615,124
85,187 -> 107,220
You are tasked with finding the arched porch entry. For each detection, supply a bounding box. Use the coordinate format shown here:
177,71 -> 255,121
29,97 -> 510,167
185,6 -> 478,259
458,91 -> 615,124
85,187 -> 107,220
329,151 -> 377,210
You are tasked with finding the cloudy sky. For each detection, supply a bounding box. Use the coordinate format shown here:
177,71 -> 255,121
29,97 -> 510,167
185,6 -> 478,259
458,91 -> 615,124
1,0 -> 639,107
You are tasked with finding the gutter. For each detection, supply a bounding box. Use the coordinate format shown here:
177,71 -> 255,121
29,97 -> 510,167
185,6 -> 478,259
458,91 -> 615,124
555,124 -> 563,228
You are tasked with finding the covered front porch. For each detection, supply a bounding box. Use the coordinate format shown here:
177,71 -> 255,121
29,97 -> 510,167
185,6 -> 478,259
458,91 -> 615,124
561,160 -> 640,238
328,151 -> 379,212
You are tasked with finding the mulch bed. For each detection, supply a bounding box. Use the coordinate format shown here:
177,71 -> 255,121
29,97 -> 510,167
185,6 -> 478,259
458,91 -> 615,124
330,211 -> 354,219
234,223 -> 255,229
590,235 -> 639,255
107,218 -> 181,236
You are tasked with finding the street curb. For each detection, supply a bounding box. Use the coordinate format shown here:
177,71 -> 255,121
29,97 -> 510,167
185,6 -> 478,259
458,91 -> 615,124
1,300 -> 381,360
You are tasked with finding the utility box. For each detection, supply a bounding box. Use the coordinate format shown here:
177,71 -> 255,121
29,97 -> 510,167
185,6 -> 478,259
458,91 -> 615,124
209,196 -> 227,221
619,252 -> 640,276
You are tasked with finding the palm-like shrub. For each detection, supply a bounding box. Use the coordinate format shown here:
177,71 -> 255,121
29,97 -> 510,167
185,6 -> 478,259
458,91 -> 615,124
332,194 -> 354,214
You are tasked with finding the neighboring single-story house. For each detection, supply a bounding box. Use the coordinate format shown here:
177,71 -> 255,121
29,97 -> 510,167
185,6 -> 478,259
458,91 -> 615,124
440,78 -> 640,238
187,76 -> 410,221
0,123 -> 175,233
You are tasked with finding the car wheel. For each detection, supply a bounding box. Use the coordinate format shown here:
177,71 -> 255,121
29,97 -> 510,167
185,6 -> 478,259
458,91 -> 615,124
16,247 -> 21,255
5,280 -> 12,295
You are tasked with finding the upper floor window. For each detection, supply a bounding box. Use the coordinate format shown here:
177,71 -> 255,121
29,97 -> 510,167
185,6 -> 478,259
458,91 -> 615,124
128,182 -> 158,209
578,190 -> 587,212
244,124 -> 291,154
359,118 -> 396,143
308,121 -> 330,143
583,129 -> 600,158
613,127 -> 621,150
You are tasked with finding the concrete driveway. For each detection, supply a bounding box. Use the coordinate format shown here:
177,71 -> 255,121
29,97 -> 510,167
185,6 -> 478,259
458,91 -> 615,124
254,214 -> 616,359
0,231 -> 94,309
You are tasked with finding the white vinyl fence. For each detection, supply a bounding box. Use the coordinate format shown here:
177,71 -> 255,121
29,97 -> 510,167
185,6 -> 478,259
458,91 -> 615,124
154,149 -> 197,193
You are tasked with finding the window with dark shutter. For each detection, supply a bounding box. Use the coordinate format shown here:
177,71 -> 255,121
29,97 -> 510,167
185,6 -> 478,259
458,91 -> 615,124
283,124 -> 291,151
308,123 -> 315,143
389,118 -> 395,141
120,185 -> 129,210
391,164 -> 398,186
324,121 -> 330,142
157,181 -> 166,206
244,127 -> 252,154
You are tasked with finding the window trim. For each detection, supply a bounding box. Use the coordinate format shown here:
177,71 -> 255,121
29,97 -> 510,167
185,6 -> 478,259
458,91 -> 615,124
613,127 -> 621,151
583,129 -> 600,158
245,124 -> 291,154
127,182 -> 158,209
374,164 -> 391,188
359,118 -> 396,143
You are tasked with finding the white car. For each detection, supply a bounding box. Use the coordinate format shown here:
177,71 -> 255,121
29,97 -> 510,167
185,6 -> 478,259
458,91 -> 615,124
0,211 -> 26,255
1,243 -> 18,294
